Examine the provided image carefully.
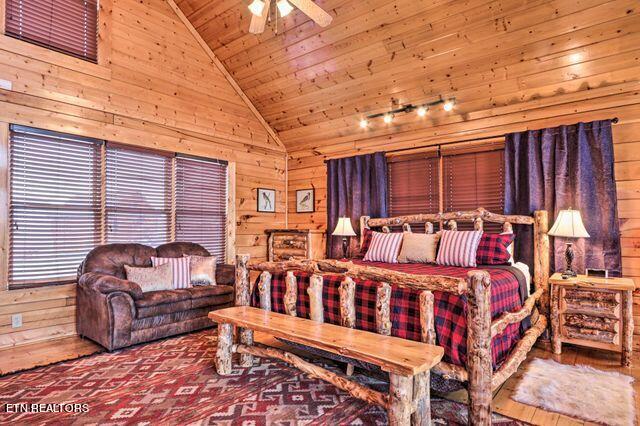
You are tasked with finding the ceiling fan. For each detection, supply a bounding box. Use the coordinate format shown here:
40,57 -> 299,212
247,0 -> 333,34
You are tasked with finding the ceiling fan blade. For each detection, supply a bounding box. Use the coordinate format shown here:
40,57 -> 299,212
289,0 -> 332,27
249,0 -> 271,34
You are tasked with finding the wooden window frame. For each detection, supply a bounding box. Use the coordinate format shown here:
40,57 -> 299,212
0,0 -> 112,81
0,122 -> 236,290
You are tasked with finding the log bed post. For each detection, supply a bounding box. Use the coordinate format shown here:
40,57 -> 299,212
533,210 -> 550,316
284,271 -> 298,317
308,274 -> 324,323
235,254 -> 254,367
376,283 -> 392,336
360,216 -> 370,247
466,270 -> 492,426
258,271 -> 272,311
340,276 -> 356,328
419,291 -> 436,345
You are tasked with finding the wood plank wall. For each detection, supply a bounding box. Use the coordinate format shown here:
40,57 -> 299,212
0,0 -> 286,348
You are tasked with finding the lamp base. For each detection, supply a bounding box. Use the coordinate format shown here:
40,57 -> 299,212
561,242 -> 577,279
341,237 -> 349,260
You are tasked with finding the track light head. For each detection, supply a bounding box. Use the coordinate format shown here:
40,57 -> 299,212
248,0 -> 265,16
359,119 -> 369,128
443,100 -> 455,112
277,0 -> 294,17
416,106 -> 427,117
383,113 -> 393,124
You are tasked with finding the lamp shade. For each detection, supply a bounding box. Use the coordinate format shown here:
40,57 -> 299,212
548,209 -> 590,238
332,217 -> 357,237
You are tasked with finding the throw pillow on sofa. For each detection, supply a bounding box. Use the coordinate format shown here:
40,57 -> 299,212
186,255 -> 217,286
151,256 -> 190,289
124,262 -> 173,292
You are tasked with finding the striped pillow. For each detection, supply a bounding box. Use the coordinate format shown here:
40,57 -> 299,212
363,231 -> 404,263
436,230 -> 483,267
151,256 -> 191,289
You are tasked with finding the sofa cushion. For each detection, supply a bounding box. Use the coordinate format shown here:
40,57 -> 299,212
80,243 -> 156,280
156,242 -> 209,258
185,285 -> 234,309
135,290 -> 192,318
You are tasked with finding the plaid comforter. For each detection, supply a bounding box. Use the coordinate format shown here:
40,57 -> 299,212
251,260 -> 526,368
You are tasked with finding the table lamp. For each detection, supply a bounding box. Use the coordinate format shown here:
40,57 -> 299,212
548,208 -> 590,278
332,217 -> 357,259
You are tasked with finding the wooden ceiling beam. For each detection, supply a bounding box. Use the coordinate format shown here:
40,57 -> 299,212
166,0 -> 286,152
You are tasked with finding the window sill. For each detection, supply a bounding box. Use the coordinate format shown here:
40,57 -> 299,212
0,35 -> 111,81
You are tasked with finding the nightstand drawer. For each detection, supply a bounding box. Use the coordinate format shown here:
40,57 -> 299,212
561,287 -> 620,318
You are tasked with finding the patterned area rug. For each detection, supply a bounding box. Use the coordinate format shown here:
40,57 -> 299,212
0,330 -> 526,425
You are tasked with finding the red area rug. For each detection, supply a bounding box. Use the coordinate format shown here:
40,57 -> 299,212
0,330 -> 526,425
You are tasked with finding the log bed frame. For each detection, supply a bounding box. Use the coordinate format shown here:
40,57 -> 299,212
233,208 -> 550,425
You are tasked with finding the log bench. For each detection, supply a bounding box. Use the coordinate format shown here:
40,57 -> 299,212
209,306 -> 444,425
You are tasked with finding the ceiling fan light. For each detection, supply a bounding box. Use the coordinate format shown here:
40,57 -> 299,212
383,113 -> 393,124
443,99 -> 455,112
359,119 -> 369,128
277,0 -> 294,17
248,0 -> 265,16
416,106 -> 427,117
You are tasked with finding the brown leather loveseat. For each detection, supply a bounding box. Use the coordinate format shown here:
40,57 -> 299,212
76,242 -> 234,351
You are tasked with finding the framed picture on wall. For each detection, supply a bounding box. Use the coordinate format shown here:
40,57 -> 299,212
296,189 -> 315,213
257,188 -> 276,212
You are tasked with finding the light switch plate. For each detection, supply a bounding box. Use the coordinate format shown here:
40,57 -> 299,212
11,313 -> 22,328
0,79 -> 12,90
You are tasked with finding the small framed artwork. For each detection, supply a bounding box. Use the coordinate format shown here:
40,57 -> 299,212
296,188 -> 315,213
257,188 -> 276,212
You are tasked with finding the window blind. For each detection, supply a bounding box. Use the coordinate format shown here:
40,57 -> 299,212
175,156 -> 228,262
5,0 -> 99,62
388,152 -> 440,220
106,145 -> 172,247
443,149 -> 505,231
8,125 -> 101,288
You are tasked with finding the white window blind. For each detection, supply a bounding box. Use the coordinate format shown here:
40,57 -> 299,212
175,156 -> 228,262
8,125 -> 101,288
106,144 -> 172,247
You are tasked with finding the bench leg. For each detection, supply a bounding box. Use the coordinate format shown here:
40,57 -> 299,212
239,328 -> 254,367
412,371 -> 431,426
215,323 -> 233,375
388,373 -> 412,426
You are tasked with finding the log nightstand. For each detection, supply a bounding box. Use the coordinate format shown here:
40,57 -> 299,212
549,272 -> 635,366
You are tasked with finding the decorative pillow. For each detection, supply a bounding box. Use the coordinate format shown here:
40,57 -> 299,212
436,230 -> 483,267
151,256 -> 190,289
359,228 -> 373,257
186,255 -> 217,286
397,232 -> 441,264
363,231 -> 404,263
476,233 -> 515,265
124,262 -> 173,293
501,231 -> 515,264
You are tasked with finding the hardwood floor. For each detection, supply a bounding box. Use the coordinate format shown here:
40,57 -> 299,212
0,336 -> 101,376
0,333 -> 637,426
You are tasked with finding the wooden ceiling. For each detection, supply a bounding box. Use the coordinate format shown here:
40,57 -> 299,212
175,0 -> 640,151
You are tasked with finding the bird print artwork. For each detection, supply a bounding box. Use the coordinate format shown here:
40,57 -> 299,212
257,188 -> 276,212
296,189 -> 314,212
262,191 -> 272,210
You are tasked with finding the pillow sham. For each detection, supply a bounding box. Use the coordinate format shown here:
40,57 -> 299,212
501,231 -> 515,264
363,231 -> 403,263
124,262 -> 173,293
151,256 -> 190,289
476,233 -> 515,265
397,232 -> 440,264
187,255 -> 217,286
436,229 -> 483,267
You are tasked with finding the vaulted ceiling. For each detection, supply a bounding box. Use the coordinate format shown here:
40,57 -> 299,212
175,0 -> 640,152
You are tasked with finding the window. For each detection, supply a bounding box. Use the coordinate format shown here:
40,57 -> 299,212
175,156 -> 228,260
106,145 -> 172,247
5,0 -> 98,62
7,126 -> 229,289
387,143 -> 505,232
8,125 -> 101,287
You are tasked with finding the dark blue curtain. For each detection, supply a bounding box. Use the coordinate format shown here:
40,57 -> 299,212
326,152 -> 388,258
504,120 -> 621,275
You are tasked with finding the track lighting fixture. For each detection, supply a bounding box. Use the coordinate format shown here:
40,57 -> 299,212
277,0 -> 294,17
357,98 -> 456,128
248,0 -> 265,16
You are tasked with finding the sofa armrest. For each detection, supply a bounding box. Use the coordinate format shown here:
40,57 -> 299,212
216,264 -> 235,285
79,272 -> 143,300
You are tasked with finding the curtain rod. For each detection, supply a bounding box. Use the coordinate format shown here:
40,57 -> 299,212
322,117 -> 619,163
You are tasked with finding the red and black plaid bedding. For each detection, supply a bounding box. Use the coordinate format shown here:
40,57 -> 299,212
251,260 -> 526,369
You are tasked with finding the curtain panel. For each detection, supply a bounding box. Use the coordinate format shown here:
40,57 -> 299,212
326,152 -> 388,258
504,120 -> 621,275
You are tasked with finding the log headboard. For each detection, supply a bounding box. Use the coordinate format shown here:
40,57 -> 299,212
360,207 -> 551,315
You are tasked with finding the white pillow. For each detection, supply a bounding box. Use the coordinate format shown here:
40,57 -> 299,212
363,231 -> 404,263
436,230 -> 483,267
